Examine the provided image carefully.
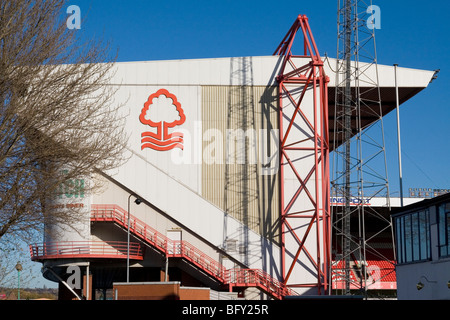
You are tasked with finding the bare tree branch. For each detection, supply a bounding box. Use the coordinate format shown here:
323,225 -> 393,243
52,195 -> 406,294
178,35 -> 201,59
0,0 -> 128,248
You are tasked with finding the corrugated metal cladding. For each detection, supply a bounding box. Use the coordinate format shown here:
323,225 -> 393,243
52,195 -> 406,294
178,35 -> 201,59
201,85 -> 280,243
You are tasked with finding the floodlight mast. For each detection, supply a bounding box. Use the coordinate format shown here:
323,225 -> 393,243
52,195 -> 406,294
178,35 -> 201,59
334,0 -> 364,296
332,0 -> 393,297
343,0 -> 353,296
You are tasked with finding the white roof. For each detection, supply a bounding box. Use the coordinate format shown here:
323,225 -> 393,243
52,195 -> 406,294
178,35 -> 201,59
109,55 -> 435,90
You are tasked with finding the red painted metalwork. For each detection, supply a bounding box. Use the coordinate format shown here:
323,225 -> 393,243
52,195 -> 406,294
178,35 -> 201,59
91,204 -> 296,299
273,15 -> 331,294
29,241 -> 143,261
92,204 -> 228,282
226,269 -> 292,298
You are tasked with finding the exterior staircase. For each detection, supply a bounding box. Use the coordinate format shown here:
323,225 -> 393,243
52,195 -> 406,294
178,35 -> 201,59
91,204 -> 295,299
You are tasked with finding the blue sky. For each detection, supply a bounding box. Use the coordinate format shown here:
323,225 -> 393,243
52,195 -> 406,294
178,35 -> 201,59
24,0 -> 448,288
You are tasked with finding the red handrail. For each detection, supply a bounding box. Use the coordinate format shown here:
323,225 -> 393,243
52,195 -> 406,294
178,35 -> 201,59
91,204 -> 296,299
91,204 -> 227,281
29,241 -> 143,261
225,268 -> 294,297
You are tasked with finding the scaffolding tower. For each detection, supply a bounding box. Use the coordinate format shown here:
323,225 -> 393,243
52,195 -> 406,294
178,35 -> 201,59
331,0 -> 394,296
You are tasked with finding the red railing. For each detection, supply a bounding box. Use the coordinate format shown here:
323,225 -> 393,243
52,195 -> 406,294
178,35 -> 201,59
92,204 -> 170,255
169,240 -> 228,281
226,268 -> 295,298
91,204 -> 228,282
29,241 -> 143,261
91,204 -> 295,299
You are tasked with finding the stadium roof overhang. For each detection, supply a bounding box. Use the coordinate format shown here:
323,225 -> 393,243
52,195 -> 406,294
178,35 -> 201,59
323,59 -> 438,151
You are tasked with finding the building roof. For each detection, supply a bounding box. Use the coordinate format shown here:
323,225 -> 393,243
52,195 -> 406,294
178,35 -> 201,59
391,192 -> 450,216
324,59 -> 437,150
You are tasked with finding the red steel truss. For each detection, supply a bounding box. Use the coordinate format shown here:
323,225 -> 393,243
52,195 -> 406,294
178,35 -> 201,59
273,15 -> 331,294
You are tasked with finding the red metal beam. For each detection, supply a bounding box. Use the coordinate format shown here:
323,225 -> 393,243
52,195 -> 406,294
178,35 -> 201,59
274,15 -> 331,295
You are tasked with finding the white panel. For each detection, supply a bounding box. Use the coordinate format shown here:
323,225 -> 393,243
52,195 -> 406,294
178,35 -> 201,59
109,56 -> 282,87
322,57 -> 435,88
116,85 -> 202,193
45,172 -> 92,243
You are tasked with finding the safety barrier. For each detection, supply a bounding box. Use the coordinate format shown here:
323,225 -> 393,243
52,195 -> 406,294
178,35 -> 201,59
29,241 -> 143,261
91,204 -> 295,299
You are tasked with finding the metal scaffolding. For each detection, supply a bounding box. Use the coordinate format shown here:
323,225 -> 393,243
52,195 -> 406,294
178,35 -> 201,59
331,0 -> 394,296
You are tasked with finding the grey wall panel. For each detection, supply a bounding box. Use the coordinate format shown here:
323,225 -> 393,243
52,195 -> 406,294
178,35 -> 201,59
201,85 -> 280,243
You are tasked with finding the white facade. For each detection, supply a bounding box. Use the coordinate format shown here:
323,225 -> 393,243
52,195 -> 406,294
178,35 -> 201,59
393,194 -> 450,300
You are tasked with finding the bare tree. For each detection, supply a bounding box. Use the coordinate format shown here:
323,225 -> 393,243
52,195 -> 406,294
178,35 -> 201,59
0,0 -> 128,251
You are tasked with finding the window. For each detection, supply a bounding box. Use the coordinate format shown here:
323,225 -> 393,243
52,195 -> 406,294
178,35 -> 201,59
437,202 -> 450,257
394,209 -> 431,264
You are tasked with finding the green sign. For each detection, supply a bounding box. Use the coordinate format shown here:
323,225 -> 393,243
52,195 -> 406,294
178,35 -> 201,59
57,170 -> 85,199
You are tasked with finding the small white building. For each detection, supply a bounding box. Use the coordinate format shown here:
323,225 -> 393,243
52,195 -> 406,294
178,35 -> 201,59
392,193 -> 450,300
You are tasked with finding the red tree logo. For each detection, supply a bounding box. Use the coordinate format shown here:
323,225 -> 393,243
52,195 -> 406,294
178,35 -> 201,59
139,89 -> 186,151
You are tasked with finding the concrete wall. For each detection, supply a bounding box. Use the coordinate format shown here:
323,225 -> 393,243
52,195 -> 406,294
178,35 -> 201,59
396,260 -> 450,300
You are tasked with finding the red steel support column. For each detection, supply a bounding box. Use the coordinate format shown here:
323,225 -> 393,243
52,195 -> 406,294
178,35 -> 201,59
274,15 -> 330,295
